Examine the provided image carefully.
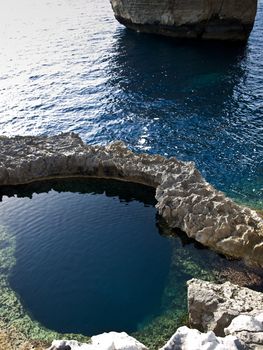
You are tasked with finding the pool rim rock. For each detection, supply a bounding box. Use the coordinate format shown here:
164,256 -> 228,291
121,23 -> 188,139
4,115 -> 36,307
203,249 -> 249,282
0,132 -> 262,268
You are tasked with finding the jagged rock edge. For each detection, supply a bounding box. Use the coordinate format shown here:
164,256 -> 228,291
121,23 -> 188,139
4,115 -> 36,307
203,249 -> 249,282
0,133 -> 262,267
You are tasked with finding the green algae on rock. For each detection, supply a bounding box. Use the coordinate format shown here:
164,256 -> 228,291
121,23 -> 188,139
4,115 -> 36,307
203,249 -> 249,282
132,236 -> 220,350
0,185 -> 217,350
0,226 -> 89,349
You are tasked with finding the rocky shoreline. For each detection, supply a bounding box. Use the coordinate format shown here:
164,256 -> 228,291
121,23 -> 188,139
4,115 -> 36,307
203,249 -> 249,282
0,133 -> 262,267
0,133 -> 262,349
47,280 -> 263,350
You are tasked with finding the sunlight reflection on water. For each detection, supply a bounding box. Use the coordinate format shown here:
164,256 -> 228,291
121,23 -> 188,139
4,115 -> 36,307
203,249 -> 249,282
0,0 -> 262,207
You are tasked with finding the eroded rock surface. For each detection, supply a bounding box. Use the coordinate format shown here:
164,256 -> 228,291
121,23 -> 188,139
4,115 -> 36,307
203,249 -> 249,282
188,279 -> 263,337
48,332 -> 148,350
160,326 -> 245,350
46,281 -> 263,350
0,133 -> 262,267
225,313 -> 263,350
110,0 -> 257,41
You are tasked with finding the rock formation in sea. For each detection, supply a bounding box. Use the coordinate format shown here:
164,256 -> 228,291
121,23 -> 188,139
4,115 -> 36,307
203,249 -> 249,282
110,0 -> 257,41
0,133 -> 262,267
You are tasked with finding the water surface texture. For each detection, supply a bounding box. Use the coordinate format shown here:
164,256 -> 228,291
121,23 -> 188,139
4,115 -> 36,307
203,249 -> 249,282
0,0 -> 262,207
0,179 -> 262,340
0,179 -> 172,335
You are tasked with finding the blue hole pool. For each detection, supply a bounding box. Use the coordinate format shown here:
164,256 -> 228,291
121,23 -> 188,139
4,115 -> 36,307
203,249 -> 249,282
1,179 -> 172,335
0,178 -> 262,344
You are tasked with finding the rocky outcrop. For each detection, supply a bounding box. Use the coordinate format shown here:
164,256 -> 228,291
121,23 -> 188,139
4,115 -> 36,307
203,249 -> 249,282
48,332 -> 148,350
187,279 -> 263,336
160,313 -> 263,350
48,318 -> 263,350
225,313 -> 263,349
0,278 -> 259,349
110,0 -> 257,41
0,133 -> 262,267
160,326 -> 245,350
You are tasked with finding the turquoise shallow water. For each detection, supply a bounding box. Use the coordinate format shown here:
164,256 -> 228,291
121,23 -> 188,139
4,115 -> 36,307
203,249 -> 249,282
0,0 -> 262,207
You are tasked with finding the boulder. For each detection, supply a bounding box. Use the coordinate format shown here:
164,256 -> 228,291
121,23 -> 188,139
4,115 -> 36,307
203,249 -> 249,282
225,313 -> 263,350
160,326 -> 245,350
187,279 -> 263,336
110,0 -> 257,41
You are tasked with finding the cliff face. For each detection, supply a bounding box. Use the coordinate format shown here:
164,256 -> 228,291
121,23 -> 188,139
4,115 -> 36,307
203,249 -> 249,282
110,0 -> 257,41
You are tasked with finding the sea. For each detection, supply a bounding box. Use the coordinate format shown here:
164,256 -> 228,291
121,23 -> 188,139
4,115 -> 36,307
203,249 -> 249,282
0,0 -> 262,206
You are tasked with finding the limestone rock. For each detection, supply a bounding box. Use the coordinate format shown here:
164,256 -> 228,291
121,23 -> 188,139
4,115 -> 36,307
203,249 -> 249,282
0,133 -> 262,267
225,313 -> 263,350
110,0 -> 257,41
160,326 -> 245,350
49,340 -> 83,350
48,332 -> 148,350
187,279 -> 263,336
90,332 -> 148,350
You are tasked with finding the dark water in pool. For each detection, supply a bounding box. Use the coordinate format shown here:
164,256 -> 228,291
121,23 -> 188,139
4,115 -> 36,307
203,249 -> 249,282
0,0 -> 262,208
0,179 -> 172,334
0,179 -> 262,337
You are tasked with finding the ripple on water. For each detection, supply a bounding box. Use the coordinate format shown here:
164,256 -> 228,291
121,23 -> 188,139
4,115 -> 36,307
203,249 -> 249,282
0,0 -> 262,207
0,179 -> 262,349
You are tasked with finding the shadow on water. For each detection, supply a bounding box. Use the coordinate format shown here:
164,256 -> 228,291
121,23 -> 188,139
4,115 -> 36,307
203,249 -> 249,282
106,29 -> 247,114
102,29 -> 263,209
0,177 -> 157,206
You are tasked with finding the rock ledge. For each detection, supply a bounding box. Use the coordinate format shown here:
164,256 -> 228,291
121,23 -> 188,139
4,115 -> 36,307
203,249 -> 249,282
188,279 -> 263,336
0,133 -> 262,267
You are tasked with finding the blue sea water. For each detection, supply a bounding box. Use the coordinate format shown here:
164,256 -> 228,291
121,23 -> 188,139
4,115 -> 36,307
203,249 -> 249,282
0,0 -> 262,207
0,3 -> 263,339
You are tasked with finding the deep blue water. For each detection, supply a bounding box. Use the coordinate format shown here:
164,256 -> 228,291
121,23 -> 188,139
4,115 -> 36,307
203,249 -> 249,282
1,179 -> 262,337
0,0 -> 262,208
0,180 -> 172,334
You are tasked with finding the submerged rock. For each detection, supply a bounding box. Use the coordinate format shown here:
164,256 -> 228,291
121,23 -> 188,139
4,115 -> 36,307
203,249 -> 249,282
0,133 -> 262,267
188,279 -> 263,336
110,0 -> 257,41
48,332 -> 148,350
